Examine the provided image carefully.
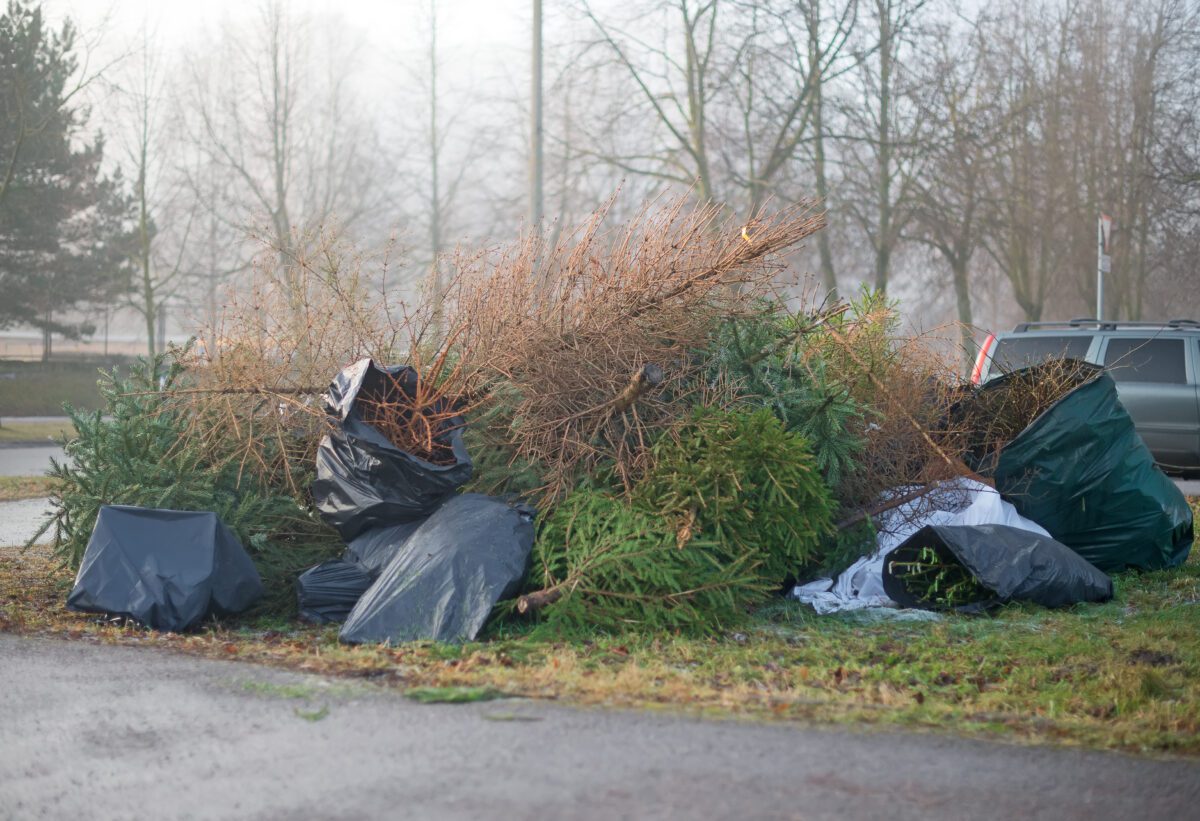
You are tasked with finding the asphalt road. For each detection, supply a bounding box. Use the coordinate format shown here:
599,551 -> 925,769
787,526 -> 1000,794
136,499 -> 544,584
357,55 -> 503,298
0,498 -> 53,549
2,635 -> 1197,821
0,445 -> 64,477
1177,479 -> 1200,496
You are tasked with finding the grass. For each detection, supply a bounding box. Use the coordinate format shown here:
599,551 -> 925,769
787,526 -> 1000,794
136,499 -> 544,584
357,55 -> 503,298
0,359 -> 117,416
405,686 -> 505,704
240,680 -> 323,700
0,421 -> 75,444
0,476 -> 60,501
294,705 -> 330,722
237,677 -> 336,722
2,500 -> 1198,756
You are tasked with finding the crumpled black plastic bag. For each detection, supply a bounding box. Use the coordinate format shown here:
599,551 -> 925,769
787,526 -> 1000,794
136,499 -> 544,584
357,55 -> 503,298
343,519 -> 425,577
340,494 -> 535,645
67,505 -> 263,631
882,523 -> 1113,611
296,560 -> 374,624
311,359 -> 472,540
966,364 -> 1192,572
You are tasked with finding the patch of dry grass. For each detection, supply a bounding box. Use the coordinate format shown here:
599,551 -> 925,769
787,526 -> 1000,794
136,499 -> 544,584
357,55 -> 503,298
0,476 -> 60,501
0,420 -> 74,444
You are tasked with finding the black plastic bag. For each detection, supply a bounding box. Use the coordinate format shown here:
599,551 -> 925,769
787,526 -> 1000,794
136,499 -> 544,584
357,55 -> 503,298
968,365 -> 1192,572
67,505 -> 263,631
311,359 -> 472,541
343,519 -> 425,577
340,494 -> 535,645
296,560 -> 374,624
882,524 -> 1113,611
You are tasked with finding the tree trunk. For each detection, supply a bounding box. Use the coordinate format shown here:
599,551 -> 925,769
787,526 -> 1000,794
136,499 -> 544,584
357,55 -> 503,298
873,1 -> 893,294
516,586 -> 563,614
809,2 -> 838,299
682,3 -> 715,205
428,0 -> 445,333
951,259 -> 974,372
140,178 -> 156,358
530,0 -> 544,226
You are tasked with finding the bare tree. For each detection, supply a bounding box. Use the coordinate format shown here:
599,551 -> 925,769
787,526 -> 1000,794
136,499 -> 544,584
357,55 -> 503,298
967,0 -> 1069,321
579,0 -> 726,204
710,0 -> 860,296
177,1 -> 383,281
908,17 -> 998,363
838,0 -> 928,294
427,1 -> 445,324
802,0 -> 858,297
941,0 -> 1200,323
110,23 -> 203,357
1070,0 -> 1200,319
577,0 -> 864,275
381,0 -> 505,321
532,0 -> 546,227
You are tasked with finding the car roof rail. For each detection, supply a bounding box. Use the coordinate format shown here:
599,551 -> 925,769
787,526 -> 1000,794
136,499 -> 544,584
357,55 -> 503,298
1012,319 -> 1199,333
1013,319 -> 1110,332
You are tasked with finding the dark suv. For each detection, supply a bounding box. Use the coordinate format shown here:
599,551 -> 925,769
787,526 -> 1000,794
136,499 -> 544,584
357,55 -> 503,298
971,319 -> 1200,475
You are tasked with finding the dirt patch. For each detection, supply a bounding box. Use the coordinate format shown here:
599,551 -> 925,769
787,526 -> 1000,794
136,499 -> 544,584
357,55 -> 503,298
1128,649 -> 1178,667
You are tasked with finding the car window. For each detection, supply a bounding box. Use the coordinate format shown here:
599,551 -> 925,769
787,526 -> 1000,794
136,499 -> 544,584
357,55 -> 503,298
1102,337 -> 1187,384
991,335 -> 1093,372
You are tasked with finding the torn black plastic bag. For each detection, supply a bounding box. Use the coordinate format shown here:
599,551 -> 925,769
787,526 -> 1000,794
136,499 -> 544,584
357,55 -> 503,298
343,519 -> 425,577
311,358 -> 472,541
296,560 -> 374,624
67,505 -> 263,631
340,494 -> 535,645
882,524 -> 1113,611
967,365 -> 1192,572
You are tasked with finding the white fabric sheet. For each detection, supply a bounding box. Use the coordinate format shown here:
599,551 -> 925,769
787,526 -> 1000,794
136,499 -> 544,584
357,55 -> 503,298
793,478 -> 1049,614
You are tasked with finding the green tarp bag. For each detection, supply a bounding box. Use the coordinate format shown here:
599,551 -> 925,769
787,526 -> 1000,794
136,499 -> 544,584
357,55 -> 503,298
971,365 -> 1192,573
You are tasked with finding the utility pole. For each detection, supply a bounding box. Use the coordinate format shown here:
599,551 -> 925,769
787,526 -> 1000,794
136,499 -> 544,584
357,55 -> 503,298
530,0 -> 544,227
428,0 -> 444,330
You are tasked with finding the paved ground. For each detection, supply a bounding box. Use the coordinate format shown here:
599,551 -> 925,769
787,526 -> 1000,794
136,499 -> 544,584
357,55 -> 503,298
0,445 -> 64,476
0,444 -> 61,549
2,634 -> 1198,821
1177,479 -> 1200,496
0,498 -> 53,550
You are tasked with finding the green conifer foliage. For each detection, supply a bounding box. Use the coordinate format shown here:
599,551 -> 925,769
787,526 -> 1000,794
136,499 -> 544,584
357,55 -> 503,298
707,303 -> 864,489
633,407 -> 835,582
527,408 -> 837,632
530,486 -> 766,632
0,1 -> 137,350
33,353 -> 341,613
461,382 -> 546,501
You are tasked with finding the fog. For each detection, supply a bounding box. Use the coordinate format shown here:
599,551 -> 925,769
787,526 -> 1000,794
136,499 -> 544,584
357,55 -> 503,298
4,0 -> 1199,362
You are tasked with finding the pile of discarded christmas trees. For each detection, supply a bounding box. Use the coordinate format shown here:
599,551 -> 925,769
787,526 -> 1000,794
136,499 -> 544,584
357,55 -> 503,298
41,195 -> 1194,639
